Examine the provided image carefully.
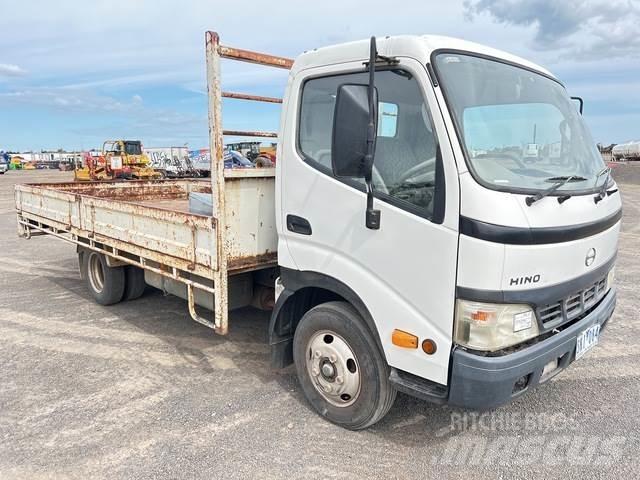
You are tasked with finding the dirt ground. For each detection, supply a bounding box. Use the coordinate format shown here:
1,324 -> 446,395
1,169 -> 639,479
610,161 -> 640,184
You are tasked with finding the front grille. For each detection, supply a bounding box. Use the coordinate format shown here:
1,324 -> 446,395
537,276 -> 608,329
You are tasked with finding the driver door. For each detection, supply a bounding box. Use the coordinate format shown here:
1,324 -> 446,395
279,58 -> 460,384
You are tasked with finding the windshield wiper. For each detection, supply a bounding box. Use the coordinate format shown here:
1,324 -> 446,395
593,167 -> 614,204
525,175 -> 588,206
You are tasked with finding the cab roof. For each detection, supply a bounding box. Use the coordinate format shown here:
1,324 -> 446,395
292,34 -> 554,80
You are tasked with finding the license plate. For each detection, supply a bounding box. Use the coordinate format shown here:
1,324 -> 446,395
575,324 -> 600,360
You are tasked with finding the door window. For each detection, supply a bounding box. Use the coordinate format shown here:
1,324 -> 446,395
298,69 -> 440,219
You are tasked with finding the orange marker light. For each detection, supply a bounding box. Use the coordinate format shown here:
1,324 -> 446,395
422,339 -> 437,355
392,329 -> 418,349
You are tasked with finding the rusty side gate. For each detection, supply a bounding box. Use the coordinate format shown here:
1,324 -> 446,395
205,31 -> 292,333
15,32 -> 291,336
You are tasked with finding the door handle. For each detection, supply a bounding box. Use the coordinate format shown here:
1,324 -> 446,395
286,214 -> 312,235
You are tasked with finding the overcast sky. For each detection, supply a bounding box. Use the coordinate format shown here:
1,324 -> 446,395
0,0 -> 638,151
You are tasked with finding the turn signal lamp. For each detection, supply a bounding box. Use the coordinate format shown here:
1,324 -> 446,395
471,310 -> 492,322
392,329 -> 418,349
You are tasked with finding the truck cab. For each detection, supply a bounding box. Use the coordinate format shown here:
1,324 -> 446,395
270,35 -> 620,428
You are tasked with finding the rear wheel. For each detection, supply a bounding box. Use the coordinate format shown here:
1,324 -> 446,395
293,301 -> 396,430
123,266 -> 146,301
82,251 -> 125,305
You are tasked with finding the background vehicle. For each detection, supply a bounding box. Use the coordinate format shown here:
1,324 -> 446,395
226,141 -> 261,159
0,152 -> 9,173
145,146 -> 201,178
15,31 -> 620,429
612,140 -> 640,161
189,148 -> 260,175
75,140 -> 161,181
9,157 -> 23,170
224,149 -> 254,169
523,143 -> 539,161
226,141 -> 276,167
0,153 -> 8,174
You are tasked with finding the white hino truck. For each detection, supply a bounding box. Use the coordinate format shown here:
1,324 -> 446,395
15,32 -> 621,429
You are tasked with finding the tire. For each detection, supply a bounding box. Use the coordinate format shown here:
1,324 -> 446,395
78,250 -> 86,280
254,156 -> 274,168
123,266 -> 146,301
293,301 -> 396,430
82,251 -> 125,305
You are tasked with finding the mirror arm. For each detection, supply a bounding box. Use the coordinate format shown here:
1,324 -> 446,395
364,176 -> 380,229
571,96 -> 584,115
365,36 -> 381,230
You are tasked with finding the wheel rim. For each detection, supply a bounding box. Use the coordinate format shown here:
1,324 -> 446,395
305,330 -> 361,407
87,253 -> 104,293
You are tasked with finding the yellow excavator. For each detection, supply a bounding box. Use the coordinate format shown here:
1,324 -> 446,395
75,140 -> 161,181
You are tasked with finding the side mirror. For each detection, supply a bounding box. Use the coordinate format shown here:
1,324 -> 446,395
331,83 -> 378,178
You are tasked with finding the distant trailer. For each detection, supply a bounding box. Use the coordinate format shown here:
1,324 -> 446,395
612,141 -> 640,161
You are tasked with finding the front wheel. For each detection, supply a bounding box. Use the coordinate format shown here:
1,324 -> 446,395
293,301 -> 396,430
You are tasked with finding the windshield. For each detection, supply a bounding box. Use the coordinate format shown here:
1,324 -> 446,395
124,142 -> 142,155
434,53 -> 606,193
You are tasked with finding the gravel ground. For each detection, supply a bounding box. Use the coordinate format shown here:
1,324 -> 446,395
611,161 -> 640,185
1,169 -> 639,479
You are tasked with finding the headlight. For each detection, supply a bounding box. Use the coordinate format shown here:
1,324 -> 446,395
454,300 -> 539,351
606,267 -> 615,290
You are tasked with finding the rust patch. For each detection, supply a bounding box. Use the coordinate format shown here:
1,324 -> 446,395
228,252 -> 278,273
218,45 -> 293,70
222,91 -> 283,104
21,180 -> 212,201
222,130 -> 278,138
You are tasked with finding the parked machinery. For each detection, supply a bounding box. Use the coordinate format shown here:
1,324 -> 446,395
74,140 -> 161,181
227,141 -> 276,167
254,144 -> 277,166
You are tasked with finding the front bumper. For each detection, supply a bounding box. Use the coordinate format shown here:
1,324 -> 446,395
447,287 -> 616,409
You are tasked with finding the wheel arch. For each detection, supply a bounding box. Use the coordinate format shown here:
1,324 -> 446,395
269,268 -> 385,369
